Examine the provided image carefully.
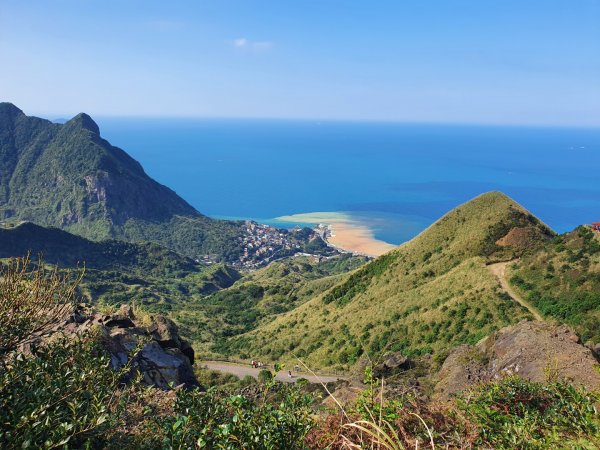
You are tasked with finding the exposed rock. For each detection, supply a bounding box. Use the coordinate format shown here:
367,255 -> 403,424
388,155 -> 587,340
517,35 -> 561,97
148,315 -> 182,347
496,226 -> 551,250
322,381 -> 363,408
435,320 -> 600,398
118,304 -> 135,319
104,316 -> 136,328
373,352 -> 410,379
137,341 -> 197,390
21,303 -> 199,390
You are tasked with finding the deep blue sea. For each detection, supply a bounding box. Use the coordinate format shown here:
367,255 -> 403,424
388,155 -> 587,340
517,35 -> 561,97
97,118 -> 600,245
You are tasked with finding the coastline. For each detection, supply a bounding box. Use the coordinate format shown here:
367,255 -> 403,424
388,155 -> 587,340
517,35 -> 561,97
275,212 -> 397,257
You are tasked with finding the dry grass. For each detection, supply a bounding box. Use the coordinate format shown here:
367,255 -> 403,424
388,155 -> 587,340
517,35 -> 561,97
0,255 -> 83,355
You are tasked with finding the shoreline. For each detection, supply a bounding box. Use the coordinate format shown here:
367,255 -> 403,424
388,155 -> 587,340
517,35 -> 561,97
275,212 -> 397,257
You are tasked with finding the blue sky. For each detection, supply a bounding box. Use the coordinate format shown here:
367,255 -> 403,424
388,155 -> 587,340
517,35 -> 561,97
1,0 -> 599,125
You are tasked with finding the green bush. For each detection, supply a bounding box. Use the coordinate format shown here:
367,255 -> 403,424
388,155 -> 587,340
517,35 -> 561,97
160,385 -> 313,449
258,369 -> 273,384
459,376 -> 600,449
0,336 -> 125,449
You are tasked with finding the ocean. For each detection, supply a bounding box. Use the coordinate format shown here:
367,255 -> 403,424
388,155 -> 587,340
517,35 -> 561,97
96,118 -> 600,245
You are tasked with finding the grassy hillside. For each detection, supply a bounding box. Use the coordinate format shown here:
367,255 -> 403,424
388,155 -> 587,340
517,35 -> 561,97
0,102 -> 245,261
172,254 -> 368,356
216,192 -> 553,370
508,225 -> 600,344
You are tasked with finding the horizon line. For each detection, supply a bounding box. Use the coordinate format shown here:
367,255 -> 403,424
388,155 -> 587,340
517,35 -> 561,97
34,112 -> 600,131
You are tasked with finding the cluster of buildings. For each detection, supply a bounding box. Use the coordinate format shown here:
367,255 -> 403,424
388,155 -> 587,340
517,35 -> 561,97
236,221 -> 304,268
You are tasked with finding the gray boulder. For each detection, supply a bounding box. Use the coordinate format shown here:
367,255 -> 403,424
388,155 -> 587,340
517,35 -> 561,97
20,303 -> 199,390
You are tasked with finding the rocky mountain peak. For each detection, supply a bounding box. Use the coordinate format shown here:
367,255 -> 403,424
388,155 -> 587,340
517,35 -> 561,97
65,112 -> 100,135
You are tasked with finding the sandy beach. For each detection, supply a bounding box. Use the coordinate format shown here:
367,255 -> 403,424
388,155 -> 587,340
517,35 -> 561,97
275,212 -> 397,257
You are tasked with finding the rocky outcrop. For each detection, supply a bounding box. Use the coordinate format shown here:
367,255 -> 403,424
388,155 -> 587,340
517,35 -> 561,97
20,304 -> 199,390
373,352 -> 411,379
435,320 -> 600,398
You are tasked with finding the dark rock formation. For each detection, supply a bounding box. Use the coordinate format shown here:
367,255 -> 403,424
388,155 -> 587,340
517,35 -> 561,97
435,320 -> 600,398
373,352 -> 410,379
20,304 -> 199,390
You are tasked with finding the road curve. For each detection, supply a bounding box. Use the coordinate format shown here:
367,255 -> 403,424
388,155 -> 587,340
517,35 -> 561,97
200,361 -> 343,384
488,261 -> 543,321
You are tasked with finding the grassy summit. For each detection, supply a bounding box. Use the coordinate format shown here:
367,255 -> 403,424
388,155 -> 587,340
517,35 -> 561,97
218,192 -> 554,369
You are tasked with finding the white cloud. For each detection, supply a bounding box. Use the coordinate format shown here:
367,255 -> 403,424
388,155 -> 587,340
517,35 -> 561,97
230,37 -> 272,52
233,38 -> 248,48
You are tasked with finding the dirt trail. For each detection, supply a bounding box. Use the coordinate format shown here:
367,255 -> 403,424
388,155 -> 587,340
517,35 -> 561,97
488,261 -> 543,321
200,361 -> 343,384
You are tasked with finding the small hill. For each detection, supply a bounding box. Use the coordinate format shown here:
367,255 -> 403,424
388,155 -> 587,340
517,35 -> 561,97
0,103 -> 245,261
217,192 -> 554,370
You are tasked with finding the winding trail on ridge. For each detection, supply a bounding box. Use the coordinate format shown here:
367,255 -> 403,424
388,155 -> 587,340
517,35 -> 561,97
488,261 -> 543,321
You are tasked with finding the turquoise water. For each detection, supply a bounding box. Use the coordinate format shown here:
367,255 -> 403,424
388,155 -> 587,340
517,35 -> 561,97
97,118 -> 600,244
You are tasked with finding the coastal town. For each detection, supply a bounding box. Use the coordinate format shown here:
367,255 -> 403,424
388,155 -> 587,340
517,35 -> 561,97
232,220 -> 338,269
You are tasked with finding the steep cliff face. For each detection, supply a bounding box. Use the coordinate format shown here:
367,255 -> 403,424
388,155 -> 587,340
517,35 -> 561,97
0,103 -> 244,261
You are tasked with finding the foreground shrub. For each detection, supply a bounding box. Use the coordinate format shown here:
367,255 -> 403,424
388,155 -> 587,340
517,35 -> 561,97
309,375 -> 600,449
459,376 -> 600,449
160,384 -> 313,449
0,336 -> 126,449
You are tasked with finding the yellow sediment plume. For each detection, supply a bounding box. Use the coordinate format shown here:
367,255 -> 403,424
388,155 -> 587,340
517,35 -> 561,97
274,212 -> 396,257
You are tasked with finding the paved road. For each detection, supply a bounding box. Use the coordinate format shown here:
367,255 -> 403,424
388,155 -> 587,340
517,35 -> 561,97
200,361 -> 343,384
488,261 -> 543,321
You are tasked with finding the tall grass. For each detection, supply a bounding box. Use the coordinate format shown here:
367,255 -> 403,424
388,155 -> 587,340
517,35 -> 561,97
0,255 -> 83,356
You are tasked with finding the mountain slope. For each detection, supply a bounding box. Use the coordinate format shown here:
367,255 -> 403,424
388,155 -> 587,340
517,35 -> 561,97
0,221 -> 241,313
218,192 -> 555,369
0,222 -> 197,275
172,254 -> 368,356
0,103 -> 244,261
508,225 -> 600,344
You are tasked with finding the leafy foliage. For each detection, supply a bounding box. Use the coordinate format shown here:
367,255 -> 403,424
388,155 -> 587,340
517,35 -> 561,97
309,374 -> 600,449
0,336 -> 126,449
159,385 -> 313,449
459,376 -> 600,449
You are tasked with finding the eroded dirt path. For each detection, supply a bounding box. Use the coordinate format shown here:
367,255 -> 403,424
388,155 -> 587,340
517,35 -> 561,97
200,361 -> 343,384
488,261 -> 543,321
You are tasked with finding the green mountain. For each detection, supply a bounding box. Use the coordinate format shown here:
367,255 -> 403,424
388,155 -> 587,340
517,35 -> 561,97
215,192 -> 556,369
0,102 -> 244,261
